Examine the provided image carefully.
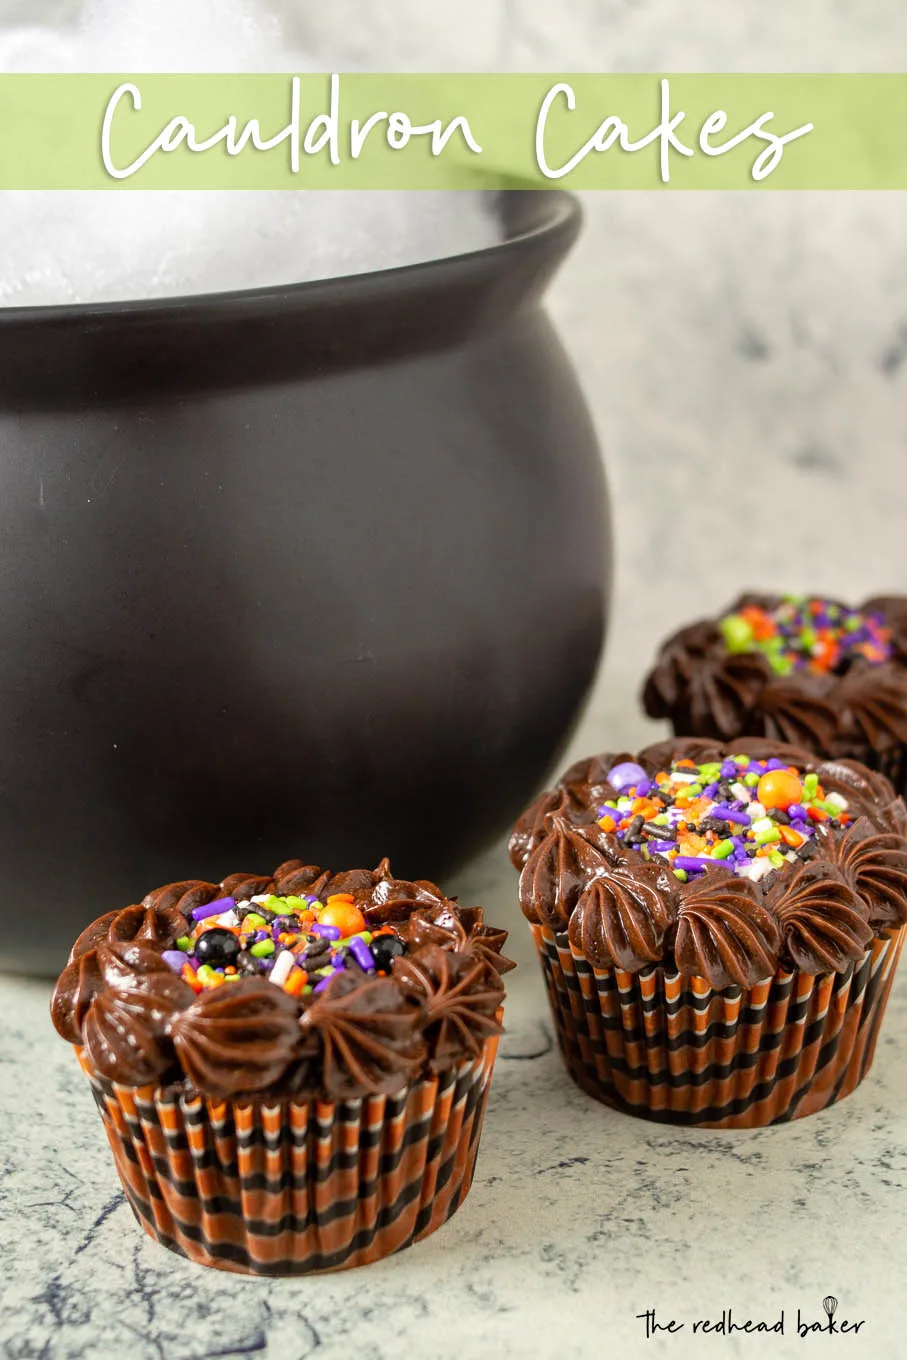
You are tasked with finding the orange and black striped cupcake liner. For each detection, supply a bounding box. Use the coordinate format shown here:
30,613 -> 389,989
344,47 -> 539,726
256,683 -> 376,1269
531,922 -> 905,1128
78,1031 -> 500,1275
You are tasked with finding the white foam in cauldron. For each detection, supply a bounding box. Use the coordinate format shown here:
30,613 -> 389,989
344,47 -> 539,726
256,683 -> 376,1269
0,0 -> 499,306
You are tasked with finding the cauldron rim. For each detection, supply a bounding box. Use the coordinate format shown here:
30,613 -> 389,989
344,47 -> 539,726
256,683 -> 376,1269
0,189 -> 579,325
0,189 -> 581,401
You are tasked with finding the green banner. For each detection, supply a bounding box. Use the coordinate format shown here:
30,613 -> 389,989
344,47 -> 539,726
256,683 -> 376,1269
0,73 -> 905,188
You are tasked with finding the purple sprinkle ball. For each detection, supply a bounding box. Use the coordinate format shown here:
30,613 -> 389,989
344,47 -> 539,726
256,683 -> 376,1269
162,950 -> 188,972
191,896 -> 235,922
606,761 -> 648,793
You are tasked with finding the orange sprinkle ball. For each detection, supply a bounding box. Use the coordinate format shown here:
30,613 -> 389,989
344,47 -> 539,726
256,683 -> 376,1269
757,769 -> 803,810
318,900 -> 368,936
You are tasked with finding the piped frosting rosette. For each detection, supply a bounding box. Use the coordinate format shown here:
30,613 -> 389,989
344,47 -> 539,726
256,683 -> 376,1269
642,594 -> 907,793
510,737 -> 907,1128
52,859 -> 513,1274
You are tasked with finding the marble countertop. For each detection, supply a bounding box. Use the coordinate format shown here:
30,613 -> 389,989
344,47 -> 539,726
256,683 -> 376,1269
3,678 -> 906,1360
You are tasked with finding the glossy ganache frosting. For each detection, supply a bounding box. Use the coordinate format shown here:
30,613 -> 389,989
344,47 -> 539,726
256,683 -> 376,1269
509,737 -> 907,988
51,858 -> 513,1101
641,593 -> 907,760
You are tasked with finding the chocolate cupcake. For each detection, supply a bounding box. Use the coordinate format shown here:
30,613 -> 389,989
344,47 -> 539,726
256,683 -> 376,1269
51,857 -> 513,1274
509,738 -> 907,1128
642,594 -> 907,793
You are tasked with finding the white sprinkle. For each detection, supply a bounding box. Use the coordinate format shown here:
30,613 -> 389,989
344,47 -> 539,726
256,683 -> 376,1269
216,910 -> 240,929
251,894 -> 271,904
269,950 -> 295,988
748,802 -> 766,820
731,782 -> 750,802
672,772 -> 699,784
751,817 -> 774,835
826,792 -> 848,810
234,900 -> 252,913
737,858 -> 774,882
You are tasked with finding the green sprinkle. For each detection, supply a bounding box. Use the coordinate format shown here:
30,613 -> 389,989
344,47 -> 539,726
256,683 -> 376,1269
744,772 -> 760,787
683,784 -> 703,797
653,813 -> 670,826
804,773 -> 819,798
243,912 -> 267,930
720,615 -> 754,653
673,869 -> 689,883
281,896 -> 310,913
176,936 -> 192,952
351,930 -> 373,944
713,839 -> 734,860
817,799 -> 843,818
844,615 -> 860,632
250,940 -> 275,958
196,964 -> 216,981
768,652 -> 793,675
769,850 -> 786,868
732,755 -> 751,767
755,827 -> 781,845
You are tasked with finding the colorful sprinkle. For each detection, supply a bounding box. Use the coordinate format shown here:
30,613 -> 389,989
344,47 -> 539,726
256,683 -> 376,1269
191,896 -> 236,922
719,596 -> 892,675
604,755 -> 849,883
162,889 -> 411,995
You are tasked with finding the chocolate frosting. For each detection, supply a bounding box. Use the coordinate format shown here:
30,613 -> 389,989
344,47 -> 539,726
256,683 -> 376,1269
518,816 -> 610,929
82,971 -> 195,1086
763,861 -> 871,973
301,972 -> 426,1099
392,945 -> 505,1073
674,872 -> 781,989
642,593 -> 907,761
567,855 -> 675,972
172,980 -> 307,1101
812,817 -> 907,927
511,736 -> 907,985
52,858 -> 512,1100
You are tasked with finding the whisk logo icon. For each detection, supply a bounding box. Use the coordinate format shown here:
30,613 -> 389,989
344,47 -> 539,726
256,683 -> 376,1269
797,1294 -> 866,1337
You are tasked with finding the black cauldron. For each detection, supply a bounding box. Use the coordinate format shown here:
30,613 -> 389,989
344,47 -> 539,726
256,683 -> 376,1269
0,190 -> 610,975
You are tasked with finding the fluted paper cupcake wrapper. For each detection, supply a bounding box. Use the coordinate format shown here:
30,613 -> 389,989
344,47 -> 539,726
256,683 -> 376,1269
77,1034 -> 500,1275
530,923 -> 905,1129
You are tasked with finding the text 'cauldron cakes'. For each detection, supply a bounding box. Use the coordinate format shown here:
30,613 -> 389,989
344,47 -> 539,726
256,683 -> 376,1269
509,738 -> 907,1128
51,858 -> 514,1274
642,594 -> 907,794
